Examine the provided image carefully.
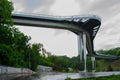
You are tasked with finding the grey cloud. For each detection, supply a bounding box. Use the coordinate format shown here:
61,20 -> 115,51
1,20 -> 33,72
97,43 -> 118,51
76,0 -> 120,21
95,36 -> 120,50
118,38 -> 120,44
54,29 -> 73,36
24,0 -> 47,9
98,14 -> 120,38
13,0 -> 55,14
101,44 -> 117,50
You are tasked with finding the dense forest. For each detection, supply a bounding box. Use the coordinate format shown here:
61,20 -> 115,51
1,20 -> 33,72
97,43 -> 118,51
0,0 -> 120,72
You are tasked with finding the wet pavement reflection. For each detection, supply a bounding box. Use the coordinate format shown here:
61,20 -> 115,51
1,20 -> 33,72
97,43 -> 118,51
12,73 -> 40,80
0,71 -> 120,80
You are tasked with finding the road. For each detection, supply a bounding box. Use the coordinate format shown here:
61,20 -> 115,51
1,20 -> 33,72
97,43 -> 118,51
0,73 -> 32,80
0,71 -> 120,80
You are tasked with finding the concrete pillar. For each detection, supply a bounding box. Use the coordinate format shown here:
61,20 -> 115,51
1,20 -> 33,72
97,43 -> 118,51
83,33 -> 87,72
91,56 -> 96,72
78,33 -> 84,63
78,32 -> 87,72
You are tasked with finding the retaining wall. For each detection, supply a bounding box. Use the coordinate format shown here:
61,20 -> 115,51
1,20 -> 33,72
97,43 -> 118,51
0,65 -> 33,74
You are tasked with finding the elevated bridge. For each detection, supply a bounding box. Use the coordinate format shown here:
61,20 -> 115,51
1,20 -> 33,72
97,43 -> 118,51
12,13 -> 119,71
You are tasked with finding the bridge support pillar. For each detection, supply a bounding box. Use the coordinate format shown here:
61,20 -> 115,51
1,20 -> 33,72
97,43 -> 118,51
91,56 -> 96,72
78,32 -> 87,72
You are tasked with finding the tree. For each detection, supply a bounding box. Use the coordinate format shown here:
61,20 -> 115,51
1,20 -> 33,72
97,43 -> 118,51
0,0 -> 13,45
0,0 -> 14,66
0,0 -> 32,69
30,43 -> 41,70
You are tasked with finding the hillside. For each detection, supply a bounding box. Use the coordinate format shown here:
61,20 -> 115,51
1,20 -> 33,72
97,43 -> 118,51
96,47 -> 120,71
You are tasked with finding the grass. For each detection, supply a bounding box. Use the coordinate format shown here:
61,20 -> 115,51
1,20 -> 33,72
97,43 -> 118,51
66,75 -> 120,80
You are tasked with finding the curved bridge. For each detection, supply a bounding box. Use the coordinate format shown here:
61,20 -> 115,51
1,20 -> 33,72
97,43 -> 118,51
12,13 -> 100,55
12,13 -> 119,71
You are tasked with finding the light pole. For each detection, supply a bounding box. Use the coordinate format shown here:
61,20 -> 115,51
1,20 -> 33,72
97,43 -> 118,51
28,52 -> 31,69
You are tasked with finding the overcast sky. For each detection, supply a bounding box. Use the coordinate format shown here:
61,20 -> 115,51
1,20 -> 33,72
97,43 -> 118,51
12,0 -> 120,57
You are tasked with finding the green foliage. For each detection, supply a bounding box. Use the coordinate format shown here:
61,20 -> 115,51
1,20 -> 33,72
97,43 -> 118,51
65,77 -> 71,80
48,55 -> 70,71
96,48 -> 120,72
48,55 -> 83,72
0,0 -> 13,45
86,56 -> 92,71
70,56 -> 80,70
0,0 -> 13,26
97,47 -> 120,56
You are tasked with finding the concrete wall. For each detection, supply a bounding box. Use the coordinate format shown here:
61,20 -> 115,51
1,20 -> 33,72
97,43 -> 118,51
0,65 -> 33,74
37,65 -> 52,72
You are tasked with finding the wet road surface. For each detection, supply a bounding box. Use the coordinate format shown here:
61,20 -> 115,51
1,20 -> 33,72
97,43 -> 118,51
0,71 -> 120,80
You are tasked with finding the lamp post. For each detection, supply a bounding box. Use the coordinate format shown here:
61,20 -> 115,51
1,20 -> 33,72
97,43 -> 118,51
28,52 -> 31,69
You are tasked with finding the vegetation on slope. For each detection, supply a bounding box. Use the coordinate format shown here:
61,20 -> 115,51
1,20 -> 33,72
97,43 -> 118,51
96,48 -> 120,71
